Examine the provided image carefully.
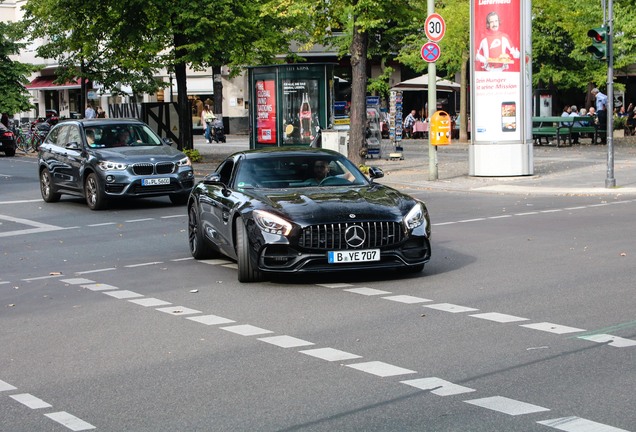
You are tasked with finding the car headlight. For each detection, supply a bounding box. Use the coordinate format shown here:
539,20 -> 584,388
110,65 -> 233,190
177,156 -> 191,167
404,202 -> 426,230
98,160 -> 128,171
253,210 -> 292,236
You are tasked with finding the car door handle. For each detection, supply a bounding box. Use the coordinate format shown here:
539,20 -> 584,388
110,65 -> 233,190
222,211 -> 229,222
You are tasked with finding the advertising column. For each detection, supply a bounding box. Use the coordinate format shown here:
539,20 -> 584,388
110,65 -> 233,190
470,0 -> 532,176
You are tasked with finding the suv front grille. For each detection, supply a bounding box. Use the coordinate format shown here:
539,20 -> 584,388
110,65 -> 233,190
299,222 -> 404,250
132,162 -> 176,176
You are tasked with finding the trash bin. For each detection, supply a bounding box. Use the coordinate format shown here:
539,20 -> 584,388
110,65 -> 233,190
430,111 -> 451,146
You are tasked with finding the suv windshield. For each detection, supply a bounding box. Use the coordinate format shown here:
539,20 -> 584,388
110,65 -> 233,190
84,124 -> 163,148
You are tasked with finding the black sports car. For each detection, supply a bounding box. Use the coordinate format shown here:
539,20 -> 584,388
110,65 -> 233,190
188,147 -> 431,282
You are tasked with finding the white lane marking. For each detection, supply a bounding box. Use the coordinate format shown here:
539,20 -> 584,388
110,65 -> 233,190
44,411 -> 96,431
125,262 -> 164,268
540,209 -> 563,213
22,274 -> 64,281
0,199 -> 42,204
161,215 -> 186,219
222,263 -> 239,269
187,314 -> 235,325
200,259 -> 233,265
75,268 -> 117,275
515,211 -> 539,216
171,257 -> 194,262
299,347 -> 362,362
458,218 -> 486,223
102,290 -> 143,299
520,322 -> 586,335
537,416 -> 631,432
125,218 -> 155,223
488,215 -> 513,219
155,306 -> 201,316
80,283 -> 119,291
61,278 -> 95,285
564,206 -> 588,210
433,221 -> 457,226
128,298 -> 172,307
382,295 -> 432,304
0,379 -> 17,391
577,334 -> 636,347
220,324 -> 273,336
259,335 -> 315,348
87,222 -> 117,227
343,287 -> 391,296
424,303 -> 479,313
470,312 -> 529,323
0,281 -> 9,285
317,283 -> 354,288
401,377 -> 476,396
465,396 -> 550,416
0,214 -> 67,238
346,361 -> 416,377
10,393 -> 52,409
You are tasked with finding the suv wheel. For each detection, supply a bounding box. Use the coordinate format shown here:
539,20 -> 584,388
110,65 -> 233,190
85,173 -> 107,210
40,168 -> 61,202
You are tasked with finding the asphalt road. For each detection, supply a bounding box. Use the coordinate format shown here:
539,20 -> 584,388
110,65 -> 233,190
1,154 -> 634,432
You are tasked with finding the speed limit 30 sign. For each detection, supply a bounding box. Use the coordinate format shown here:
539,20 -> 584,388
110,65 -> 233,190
425,13 -> 446,43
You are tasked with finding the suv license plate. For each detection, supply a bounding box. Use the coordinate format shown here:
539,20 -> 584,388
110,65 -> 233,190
328,249 -> 380,264
142,178 -> 170,186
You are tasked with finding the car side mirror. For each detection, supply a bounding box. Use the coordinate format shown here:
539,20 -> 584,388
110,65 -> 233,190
66,141 -> 82,150
163,138 -> 176,148
367,166 -> 384,180
203,173 -> 232,196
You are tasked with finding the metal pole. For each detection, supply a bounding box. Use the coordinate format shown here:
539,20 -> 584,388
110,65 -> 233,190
428,0 -> 438,181
606,0 -> 615,188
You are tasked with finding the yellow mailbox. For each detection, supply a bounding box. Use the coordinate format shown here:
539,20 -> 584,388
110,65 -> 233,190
430,110 -> 451,146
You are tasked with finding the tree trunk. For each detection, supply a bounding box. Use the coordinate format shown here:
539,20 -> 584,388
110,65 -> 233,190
173,32 -> 193,150
213,65 -> 223,116
348,24 -> 368,166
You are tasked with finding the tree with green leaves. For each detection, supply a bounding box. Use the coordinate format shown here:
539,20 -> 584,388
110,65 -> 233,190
22,0 -> 294,149
0,19 -> 37,116
267,0 -> 415,165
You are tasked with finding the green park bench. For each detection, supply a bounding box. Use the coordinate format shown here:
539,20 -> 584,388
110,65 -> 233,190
532,116 -> 574,147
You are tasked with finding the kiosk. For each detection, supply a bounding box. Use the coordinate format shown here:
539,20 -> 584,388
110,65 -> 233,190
248,64 -> 335,149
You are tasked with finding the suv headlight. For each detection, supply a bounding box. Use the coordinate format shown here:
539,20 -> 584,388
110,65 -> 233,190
404,202 -> 426,230
177,156 -> 191,167
253,210 -> 292,236
98,160 -> 128,171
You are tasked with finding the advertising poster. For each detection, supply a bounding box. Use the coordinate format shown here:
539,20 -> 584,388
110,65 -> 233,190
256,80 -> 277,145
282,79 -> 320,145
473,0 -> 521,142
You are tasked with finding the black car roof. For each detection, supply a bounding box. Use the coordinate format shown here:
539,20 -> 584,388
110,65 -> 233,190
57,118 -> 145,127
238,147 -> 342,159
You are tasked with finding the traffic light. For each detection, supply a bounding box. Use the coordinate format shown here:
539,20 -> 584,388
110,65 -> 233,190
587,26 -> 607,61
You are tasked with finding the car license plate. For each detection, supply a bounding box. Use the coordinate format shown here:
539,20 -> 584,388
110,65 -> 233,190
142,178 -> 170,186
328,249 -> 380,264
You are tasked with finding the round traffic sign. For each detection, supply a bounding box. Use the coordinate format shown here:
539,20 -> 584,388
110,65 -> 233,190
425,13 -> 446,42
421,42 -> 441,63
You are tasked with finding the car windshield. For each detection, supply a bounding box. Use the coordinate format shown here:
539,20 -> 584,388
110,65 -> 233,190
235,155 -> 370,189
84,124 -> 163,148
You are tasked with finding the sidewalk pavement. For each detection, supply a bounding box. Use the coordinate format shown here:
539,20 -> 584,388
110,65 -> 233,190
192,135 -> 636,196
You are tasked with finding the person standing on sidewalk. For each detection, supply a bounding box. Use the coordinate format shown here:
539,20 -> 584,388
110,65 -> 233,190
201,105 -> 215,144
592,88 -> 608,113
403,110 -> 416,139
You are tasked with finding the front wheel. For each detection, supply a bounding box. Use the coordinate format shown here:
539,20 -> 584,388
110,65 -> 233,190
40,168 -> 61,202
236,218 -> 263,283
188,203 -> 218,259
85,173 -> 107,210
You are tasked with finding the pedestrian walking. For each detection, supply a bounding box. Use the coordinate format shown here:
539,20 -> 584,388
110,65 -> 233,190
201,105 -> 216,144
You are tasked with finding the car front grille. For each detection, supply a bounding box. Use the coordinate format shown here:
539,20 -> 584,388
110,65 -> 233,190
299,221 -> 404,250
132,162 -> 176,176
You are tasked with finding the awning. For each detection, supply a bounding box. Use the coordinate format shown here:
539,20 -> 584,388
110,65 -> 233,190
391,74 -> 460,92
26,76 -> 83,91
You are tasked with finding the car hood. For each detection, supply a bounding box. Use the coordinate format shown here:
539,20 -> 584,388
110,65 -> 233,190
247,184 -> 416,224
91,145 -> 185,161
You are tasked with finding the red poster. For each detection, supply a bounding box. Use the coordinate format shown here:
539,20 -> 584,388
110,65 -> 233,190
474,1 -> 521,73
256,80 -> 277,144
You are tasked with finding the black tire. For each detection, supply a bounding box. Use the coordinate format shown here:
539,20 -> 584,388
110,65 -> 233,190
5,147 -> 15,157
169,193 -> 189,206
235,218 -> 263,283
85,172 -> 107,210
40,168 -> 61,202
188,203 -> 218,259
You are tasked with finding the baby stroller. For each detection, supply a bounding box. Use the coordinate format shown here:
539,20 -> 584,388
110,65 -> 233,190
211,118 -> 226,143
